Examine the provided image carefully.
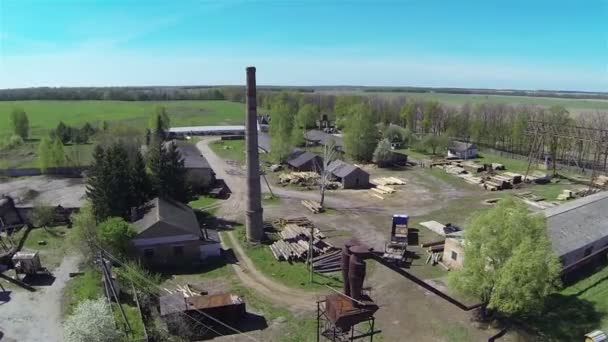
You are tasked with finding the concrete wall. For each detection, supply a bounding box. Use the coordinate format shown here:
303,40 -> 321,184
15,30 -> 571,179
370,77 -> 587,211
443,238 -> 465,270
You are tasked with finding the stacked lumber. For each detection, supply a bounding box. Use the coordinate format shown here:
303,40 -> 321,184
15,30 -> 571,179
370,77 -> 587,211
593,175 -> 608,187
279,172 -> 320,186
445,165 -> 466,175
273,217 -> 313,228
269,218 -> 335,262
310,250 -> 341,273
502,172 -> 523,184
491,163 -> 506,170
370,177 -> 407,186
301,200 -> 324,213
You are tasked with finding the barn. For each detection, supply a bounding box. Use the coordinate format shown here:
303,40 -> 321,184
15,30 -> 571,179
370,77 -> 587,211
327,160 -> 369,189
285,150 -> 323,172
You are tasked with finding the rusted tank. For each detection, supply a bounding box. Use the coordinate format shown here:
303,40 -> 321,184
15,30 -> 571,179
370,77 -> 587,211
348,254 -> 366,302
341,245 -> 352,297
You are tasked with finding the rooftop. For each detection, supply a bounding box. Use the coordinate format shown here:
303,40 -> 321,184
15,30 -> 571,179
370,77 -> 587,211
286,150 -> 322,168
544,191 -> 608,258
327,159 -> 362,178
166,140 -> 211,169
168,125 -> 245,134
305,129 -> 343,147
448,141 -> 476,152
134,197 -> 202,238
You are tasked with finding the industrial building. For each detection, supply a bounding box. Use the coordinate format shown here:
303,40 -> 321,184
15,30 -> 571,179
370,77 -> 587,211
131,197 -> 220,267
167,125 -> 245,138
166,140 -> 215,191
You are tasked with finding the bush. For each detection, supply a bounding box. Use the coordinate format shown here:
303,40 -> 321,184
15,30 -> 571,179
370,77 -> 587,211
32,204 -> 56,227
97,217 -> 137,256
8,135 -> 24,148
63,298 -> 120,342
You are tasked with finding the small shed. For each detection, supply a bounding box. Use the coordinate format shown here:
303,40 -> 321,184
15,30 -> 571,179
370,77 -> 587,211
286,150 -> 323,172
327,160 -> 369,189
443,237 -> 465,270
447,141 -> 478,160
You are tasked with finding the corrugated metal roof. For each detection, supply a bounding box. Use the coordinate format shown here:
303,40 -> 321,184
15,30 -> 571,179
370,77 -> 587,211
168,125 -> 245,134
134,197 -> 202,238
165,140 -> 211,169
544,191 -> 608,257
286,150 -> 322,168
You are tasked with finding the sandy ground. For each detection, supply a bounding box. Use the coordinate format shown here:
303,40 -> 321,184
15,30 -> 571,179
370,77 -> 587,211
0,176 -> 86,207
0,254 -> 79,342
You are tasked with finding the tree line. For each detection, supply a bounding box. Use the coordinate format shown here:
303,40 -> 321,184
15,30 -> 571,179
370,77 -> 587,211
260,91 -> 608,170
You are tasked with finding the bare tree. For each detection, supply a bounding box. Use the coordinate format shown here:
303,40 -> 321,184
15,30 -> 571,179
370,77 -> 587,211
318,139 -> 338,208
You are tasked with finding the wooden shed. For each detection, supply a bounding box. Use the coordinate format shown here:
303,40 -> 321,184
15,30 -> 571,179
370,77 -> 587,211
327,160 -> 369,189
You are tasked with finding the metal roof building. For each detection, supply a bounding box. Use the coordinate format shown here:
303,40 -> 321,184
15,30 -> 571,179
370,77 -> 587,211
544,191 -> 608,271
168,125 -> 245,136
327,159 -> 369,189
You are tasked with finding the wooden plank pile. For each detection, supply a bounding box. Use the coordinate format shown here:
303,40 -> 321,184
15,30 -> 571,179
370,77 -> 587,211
279,172 -> 320,186
269,218 -> 335,262
301,200 -> 324,213
309,250 -> 341,274
273,216 -> 313,228
370,177 -> 407,186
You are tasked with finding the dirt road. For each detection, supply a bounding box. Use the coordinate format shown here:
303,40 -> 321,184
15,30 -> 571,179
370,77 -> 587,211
0,254 -> 79,342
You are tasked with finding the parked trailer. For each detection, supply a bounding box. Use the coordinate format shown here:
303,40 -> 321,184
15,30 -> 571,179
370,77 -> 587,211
382,215 -> 408,266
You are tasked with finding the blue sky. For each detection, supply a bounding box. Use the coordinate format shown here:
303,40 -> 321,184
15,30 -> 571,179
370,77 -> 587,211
0,0 -> 606,91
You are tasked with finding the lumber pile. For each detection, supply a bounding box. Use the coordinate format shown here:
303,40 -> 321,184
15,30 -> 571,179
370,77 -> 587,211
269,218 -> 335,262
593,175 -> 608,187
310,250 -> 342,274
370,177 -> 407,186
445,164 -> 466,175
301,200 -> 324,213
557,189 -> 575,201
273,217 -> 313,228
502,172 -> 523,184
279,172 -> 320,186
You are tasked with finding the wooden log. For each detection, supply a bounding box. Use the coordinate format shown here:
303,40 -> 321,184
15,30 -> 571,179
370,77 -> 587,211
428,245 -> 444,253
420,240 -> 445,248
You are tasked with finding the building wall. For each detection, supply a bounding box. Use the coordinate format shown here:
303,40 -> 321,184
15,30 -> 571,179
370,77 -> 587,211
133,239 -> 206,267
186,168 -> 215,190
560,236 -> 608,271
443,238 -> 465,270
342,171 -> 370,189
448,148 -> 478,160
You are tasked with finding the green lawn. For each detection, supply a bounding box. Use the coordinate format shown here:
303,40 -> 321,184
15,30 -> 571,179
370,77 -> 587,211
188,195 -> 219,209
112,302 -> 147,341
23,226 -> 71,269
62,268 -> 104,316
0,100 -> 245,138
229,226 -> 342,291
209,139 -> 246,163
344,91 -> 608,114
525,263 -> 608,341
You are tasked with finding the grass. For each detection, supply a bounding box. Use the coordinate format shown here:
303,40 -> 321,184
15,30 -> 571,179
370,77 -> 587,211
436,321 -> 474,342
342,91 -> 608,114
209,139 -> 246,163
112,302 -> 147,341
62,268 -> 104,316
229,226 -> 342,291
0,100 -> 245,138
23,226 -> 71,269
524,263 -> 608,341
262,194 -> 281,206
188,195 -> 219,209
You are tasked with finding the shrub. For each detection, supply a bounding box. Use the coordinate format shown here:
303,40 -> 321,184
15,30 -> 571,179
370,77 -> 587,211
63,298 -> 120,342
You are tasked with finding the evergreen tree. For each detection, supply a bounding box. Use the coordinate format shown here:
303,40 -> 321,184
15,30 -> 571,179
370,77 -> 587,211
146,133 -> 164,193
86,146 -> 111,221
55,121 -> 72,144
104,144 -> 133,219
130,151 -> 152,208
159,141 -> 191,202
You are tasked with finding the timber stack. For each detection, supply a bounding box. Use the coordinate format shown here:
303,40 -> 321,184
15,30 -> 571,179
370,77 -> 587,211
269,217 -> 336,262
301,199 -> 324,213
309,250 -> 342,273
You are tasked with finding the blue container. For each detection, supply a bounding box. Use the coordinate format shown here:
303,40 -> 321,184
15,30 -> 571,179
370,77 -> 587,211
392,215 -> 409,226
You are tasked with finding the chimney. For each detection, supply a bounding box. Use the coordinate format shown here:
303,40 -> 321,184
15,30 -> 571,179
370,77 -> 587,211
245,66 -> 264,243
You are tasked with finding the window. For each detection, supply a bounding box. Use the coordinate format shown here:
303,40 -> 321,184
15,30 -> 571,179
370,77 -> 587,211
584,246 -> 594,257
173,245 -> 184,256
143,248 -> 154,258
451,251 -> 458,261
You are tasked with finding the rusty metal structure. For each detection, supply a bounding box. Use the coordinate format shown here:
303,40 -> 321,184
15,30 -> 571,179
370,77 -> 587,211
525,120 -> 608,191
245,66 -> 264,243
317,241 -> 380,341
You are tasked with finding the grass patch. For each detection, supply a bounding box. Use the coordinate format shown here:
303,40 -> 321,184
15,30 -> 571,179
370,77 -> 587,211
62,268 -> 104,316
188,195 -> 219,209
209,139 -> 245,163
23,226 -> 71,269
112,302 -> 147,341
230,226 -> 342,291
262,194 -> 281,206
436,321 -> 473,342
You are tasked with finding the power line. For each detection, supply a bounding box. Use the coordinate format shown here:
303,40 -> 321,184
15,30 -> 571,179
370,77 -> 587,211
96,245 -> 261,342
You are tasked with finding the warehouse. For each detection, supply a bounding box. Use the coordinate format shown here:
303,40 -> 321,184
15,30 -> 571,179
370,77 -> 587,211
327,159 -> 369,189
285,150 -> 323,172
166,140 -> 215,191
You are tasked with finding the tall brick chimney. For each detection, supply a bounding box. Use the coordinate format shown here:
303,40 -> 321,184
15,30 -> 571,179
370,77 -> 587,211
245,66 -> 264,243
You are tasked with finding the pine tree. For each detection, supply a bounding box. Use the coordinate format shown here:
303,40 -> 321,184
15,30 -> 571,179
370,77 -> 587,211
146,133 -> 164,194
129,151 -> 152,208
159,141 -> 191,202
104,144 -> 133,219
86,146 -> 111,221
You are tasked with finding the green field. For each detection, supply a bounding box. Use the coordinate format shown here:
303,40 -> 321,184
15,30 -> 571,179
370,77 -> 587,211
0,100 -> 245,138
328,91 -> 608,114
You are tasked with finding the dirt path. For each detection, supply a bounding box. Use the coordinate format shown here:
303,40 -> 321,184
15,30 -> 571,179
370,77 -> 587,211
0,254 -> 80,342
222,232 -> 320,311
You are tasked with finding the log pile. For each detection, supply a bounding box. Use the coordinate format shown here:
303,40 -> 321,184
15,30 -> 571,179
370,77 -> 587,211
268,218 -> 335,262
301,200 -> 324,213
279,172 -> 320,186
309,250 -> 341,274
273,216 -> 313,228
370,177 -> 407,186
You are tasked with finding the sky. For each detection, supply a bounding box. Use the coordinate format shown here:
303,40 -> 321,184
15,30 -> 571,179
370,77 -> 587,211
0,0 -> 607,91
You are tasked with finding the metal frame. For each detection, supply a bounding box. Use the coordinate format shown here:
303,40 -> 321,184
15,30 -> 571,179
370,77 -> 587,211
525,120 -> 608,190
316,300 -> 380,342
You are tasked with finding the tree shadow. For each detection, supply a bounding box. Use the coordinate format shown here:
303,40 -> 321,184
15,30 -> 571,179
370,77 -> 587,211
0,290 -> 11,304
523,294 -> 604,341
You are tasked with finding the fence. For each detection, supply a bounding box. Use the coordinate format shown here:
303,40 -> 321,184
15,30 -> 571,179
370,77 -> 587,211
0,167 -> 86,178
